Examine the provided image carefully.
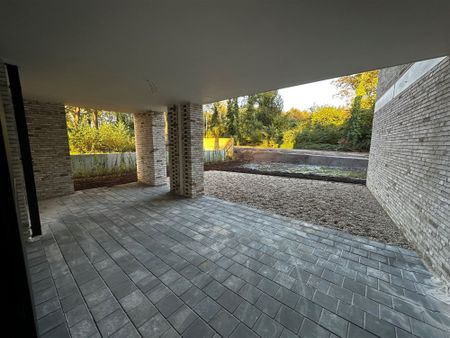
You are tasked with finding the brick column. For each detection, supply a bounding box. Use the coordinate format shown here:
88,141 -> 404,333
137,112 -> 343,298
167,103 -> 204,197
134,111 -> 167,186
24,100 -> 74,199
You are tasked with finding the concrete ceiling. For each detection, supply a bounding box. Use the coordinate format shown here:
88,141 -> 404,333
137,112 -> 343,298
1,1 -> 449,112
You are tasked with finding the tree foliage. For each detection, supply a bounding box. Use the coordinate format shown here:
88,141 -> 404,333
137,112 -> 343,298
202,70 -> 378,152
294,105 -> 350,149
333,70 -> 379,109
66,106 -> 135,154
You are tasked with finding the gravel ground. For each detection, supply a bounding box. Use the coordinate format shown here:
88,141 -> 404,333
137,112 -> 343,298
205,171 -> 412,249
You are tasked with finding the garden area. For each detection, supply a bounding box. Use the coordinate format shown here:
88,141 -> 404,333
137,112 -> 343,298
63,69 -> 411,247
204,70 -> 378,152
65,70 -> 378,190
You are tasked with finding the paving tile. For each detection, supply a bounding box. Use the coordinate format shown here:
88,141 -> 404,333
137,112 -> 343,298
29,184 -> 449,338
348,323 -> 377,338
254,313 -> 284,338
183,318 -> 216,338
35,287 -> 58,306
258,265 -> 279,279
229,323 -> 259,338
79,277 -> 106,296
168,276 -> 192,296
35,297 -> 61,319
139,313 -> 171,338
337,301 -> 364,327
191,272 -> 214,289
257,277 -> 281,297
157,293 -> 184,317
364,312 -> 396,338
168,305 -> 198,333
276,305 -> 304,333
40,323 -> 70,338
319,309 -> 348,337
392,297 -> 424,321
313,290 -> 338,313
295,297 -> 323,323
274,272 -> 296,289
210,309 -> 240,337
38,309 -> 66,335
66,304 -> 91,327
194,297 -> 221,321
203,280 -> 226,300
239,283 -> 263,304
126,299 -> 158,327
308,275 -> 331,293
256,293 -> 283,318
69,318 -> 98,338
110,322 -> 141,338
379,304 -> 411,331
275,286 -> 300,309
217,289 -> 244,312
299,318 -> 330,338
181,286 -> 206,307
97,309 -> 129,337
147,283 -> 171,303
367,286 -> 393,307
223,275 -> 246,292
353,292 -> 379,316
112,279 -> 139,300
137,275 -> 160,293
160,269 -> 182,284
322,268 -> 344,286
90,297 -> 121,321
343,277 -> 366,296
234,301 -> 262,328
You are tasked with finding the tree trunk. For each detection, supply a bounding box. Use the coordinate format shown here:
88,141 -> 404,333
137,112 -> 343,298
74,107 -> 81,128
92,110 -> 99,129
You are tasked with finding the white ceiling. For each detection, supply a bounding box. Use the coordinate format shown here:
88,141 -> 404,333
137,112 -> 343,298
1,1 -> 449,112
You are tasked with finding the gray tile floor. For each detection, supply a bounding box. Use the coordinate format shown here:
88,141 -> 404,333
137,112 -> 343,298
27,183 -> 450,338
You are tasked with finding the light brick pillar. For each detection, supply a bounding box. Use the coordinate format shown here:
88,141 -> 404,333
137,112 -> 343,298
167,103 -> 204,197
25,100 -> 74,199
134,111 -> 167,186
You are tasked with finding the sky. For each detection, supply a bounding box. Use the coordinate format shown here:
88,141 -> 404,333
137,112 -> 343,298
278,78 -> 347,111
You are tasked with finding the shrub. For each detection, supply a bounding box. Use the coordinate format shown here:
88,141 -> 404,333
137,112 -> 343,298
68,120 -> 135,154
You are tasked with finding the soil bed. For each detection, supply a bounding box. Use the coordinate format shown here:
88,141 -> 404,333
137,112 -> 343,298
205,160 -> 366,184
74,171 -> 137,190
204,170 -> 412,249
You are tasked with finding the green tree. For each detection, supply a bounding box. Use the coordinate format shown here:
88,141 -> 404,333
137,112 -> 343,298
294,105 -> 350,149
225,98 -> 239,142
333,70 -> 379,109
333,70 -> 379,150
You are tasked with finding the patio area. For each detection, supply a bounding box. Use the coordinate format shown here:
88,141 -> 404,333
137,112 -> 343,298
28,183 -> 450,338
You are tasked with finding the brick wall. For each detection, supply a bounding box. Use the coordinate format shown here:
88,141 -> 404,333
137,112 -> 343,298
376,64 -> 411,97
167,103 -> 204,197
368,57 -> 450,284
24,100 -> 74,200
134,111 -> 167,186
0,63 -> 29,235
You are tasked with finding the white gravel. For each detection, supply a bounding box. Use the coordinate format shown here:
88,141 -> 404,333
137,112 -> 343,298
204,171 -> 412,249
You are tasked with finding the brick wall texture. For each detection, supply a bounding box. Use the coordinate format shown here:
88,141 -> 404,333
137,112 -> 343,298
24,100 -> 74,200
368,57 -> 450,284
134,111 -> 167,186
0,63 -> 29,235
167,103 -> 204,197
377,64 -> 411,97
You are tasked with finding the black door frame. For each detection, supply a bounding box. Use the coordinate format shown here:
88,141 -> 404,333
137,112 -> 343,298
0,86 -> 38,336
6,64 -> 42,236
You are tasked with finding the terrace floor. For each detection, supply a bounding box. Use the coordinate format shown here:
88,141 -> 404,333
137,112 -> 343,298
28,183 -> 450,338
